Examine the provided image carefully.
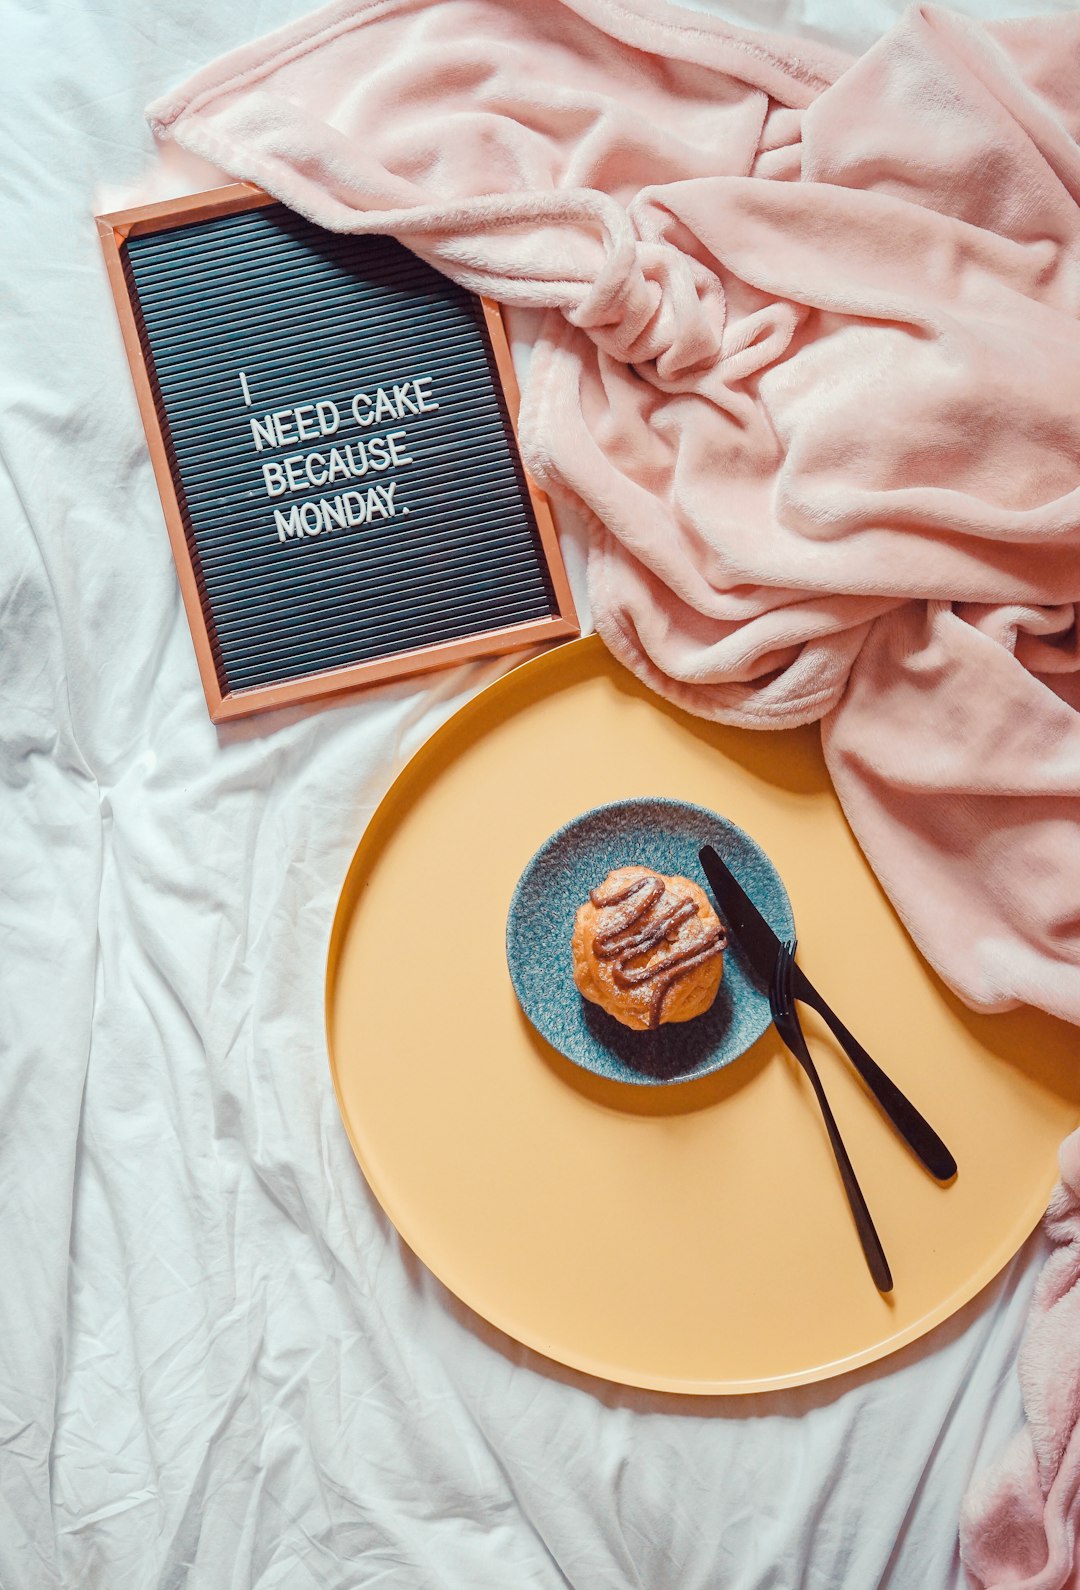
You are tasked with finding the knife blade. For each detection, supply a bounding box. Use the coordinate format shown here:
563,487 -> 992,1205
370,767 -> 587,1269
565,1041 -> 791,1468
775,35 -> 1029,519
698,844 -> 956,1182
698,844 -> 783,985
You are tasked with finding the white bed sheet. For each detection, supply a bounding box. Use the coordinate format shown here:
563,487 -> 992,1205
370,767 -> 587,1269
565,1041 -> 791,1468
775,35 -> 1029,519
1,0 -> 1073,1585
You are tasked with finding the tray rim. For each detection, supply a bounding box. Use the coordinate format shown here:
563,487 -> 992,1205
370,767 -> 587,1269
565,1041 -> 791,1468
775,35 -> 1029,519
324,634 -> 1061,1395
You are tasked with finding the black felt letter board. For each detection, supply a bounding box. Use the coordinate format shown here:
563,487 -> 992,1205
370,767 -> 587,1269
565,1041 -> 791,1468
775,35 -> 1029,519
114,198 -> 570,717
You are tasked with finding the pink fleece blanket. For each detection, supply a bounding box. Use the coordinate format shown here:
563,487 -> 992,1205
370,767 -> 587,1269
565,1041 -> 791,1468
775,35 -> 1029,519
147,1 -> 1080,1581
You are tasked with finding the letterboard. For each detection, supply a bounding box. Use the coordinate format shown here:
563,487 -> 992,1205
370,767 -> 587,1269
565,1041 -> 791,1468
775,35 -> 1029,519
97,185 -> 577,721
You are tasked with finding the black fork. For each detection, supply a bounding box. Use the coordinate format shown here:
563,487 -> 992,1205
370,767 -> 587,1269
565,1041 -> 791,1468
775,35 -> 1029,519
771,939 -> 893,1294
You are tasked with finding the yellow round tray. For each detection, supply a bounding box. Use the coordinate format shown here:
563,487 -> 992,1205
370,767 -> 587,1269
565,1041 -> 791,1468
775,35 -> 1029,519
326,636 -> 1080,1393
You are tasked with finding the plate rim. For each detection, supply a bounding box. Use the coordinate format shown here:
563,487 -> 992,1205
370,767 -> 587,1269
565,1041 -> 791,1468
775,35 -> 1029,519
504,792 -> 793,1086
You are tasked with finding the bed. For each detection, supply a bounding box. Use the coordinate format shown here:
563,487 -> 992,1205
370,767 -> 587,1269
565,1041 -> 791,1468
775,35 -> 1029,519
2,0 -> 1073,1583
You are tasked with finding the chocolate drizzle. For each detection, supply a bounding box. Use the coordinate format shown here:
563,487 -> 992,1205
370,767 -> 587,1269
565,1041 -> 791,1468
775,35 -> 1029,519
588,870 -> 728,1028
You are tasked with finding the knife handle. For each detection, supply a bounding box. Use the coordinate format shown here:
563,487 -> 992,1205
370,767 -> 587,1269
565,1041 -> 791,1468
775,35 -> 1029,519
792,966 -> 957,1183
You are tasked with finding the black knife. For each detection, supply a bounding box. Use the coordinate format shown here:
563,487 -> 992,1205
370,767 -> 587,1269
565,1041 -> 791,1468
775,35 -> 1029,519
699,844 -> 956,1182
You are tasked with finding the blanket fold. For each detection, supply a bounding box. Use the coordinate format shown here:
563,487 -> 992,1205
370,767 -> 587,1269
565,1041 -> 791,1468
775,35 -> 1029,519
147,2 -> 1080,1582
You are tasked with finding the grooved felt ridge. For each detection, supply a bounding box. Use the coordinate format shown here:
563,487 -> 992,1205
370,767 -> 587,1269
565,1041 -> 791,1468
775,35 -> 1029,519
122,203 -> 558,696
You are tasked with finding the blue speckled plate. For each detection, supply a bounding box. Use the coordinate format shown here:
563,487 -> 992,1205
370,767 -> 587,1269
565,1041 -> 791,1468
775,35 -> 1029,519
506,797 -> 794,1086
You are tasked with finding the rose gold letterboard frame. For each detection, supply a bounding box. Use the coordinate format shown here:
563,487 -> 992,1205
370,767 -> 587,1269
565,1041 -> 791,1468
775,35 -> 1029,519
97,183 -> 578,722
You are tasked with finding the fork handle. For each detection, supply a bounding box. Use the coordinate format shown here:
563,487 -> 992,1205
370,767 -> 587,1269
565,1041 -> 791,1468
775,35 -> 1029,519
797,1051 -> 893,1294
793,967 -> 957,1183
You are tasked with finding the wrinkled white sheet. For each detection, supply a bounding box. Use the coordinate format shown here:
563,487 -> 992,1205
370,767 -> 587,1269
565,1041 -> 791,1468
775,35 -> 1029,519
1,0 -> 1075,1585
